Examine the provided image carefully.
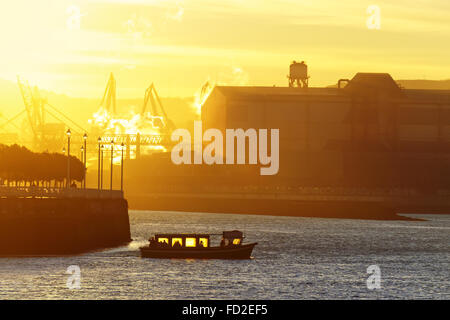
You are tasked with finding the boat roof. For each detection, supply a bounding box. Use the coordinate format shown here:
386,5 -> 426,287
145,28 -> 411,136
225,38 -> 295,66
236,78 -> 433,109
154,230 -> 244,238
155,233 -> 211,238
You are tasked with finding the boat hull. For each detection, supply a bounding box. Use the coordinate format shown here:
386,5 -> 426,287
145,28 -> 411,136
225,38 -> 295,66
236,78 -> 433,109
140,243 -> 257,259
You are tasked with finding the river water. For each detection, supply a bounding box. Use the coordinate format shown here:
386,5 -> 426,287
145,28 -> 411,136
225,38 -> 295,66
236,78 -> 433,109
0,210 -> 448,299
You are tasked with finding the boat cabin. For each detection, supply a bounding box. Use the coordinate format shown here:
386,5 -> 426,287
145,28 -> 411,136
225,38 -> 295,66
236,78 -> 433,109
153,233 -> 211,248
141,230 -> 256,259
221,230 -> 244,246
150,230 -> 245,249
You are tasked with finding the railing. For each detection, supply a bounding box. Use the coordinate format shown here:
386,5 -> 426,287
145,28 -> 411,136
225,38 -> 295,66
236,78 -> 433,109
193,186 -> 420,197
143,185 -> 450,203
96,133 -> 172,146
142,185 -> 420,197
0,186 -> 123,199
143,186 -> 450,204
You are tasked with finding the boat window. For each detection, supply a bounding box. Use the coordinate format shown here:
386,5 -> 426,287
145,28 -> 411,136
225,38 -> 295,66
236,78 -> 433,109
185,238 -> 196,247
172,238 -> 183,247
232,238 -> 241,245
157,237 -> 169,244
199,238 -> 208,247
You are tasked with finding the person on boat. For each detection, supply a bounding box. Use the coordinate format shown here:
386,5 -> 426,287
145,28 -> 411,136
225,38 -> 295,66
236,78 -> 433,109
198,240 -> 204,247
173,240 -> 182,248
220,239 -> 226,247
158,240 -> 167,247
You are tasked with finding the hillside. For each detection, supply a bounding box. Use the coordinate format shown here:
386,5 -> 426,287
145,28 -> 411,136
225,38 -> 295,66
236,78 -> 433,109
396,79 -> 450,90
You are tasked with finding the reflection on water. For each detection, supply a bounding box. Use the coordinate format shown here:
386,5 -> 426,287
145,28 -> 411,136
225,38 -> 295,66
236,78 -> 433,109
0,211 -> 449,299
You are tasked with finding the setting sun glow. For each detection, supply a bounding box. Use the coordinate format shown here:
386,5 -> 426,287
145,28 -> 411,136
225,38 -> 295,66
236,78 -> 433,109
0,0 -> 449,100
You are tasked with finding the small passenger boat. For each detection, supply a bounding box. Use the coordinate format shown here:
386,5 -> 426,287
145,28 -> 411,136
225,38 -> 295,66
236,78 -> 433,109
140,230 -> 257,259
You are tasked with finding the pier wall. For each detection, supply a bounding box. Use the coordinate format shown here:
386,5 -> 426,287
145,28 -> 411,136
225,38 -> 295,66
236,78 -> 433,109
128,188 -> 450,220
0,197 -> 130,255
129,193 -> 403,220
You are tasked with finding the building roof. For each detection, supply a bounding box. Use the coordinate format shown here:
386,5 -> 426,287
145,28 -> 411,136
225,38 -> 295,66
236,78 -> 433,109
344,73 -> 403,97
214,73 -> 403,98
210,73 -> 450,102
215,86 -> 342,99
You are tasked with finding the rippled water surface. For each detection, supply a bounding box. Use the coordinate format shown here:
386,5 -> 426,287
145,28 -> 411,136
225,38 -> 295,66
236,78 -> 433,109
0,211 -> 449,299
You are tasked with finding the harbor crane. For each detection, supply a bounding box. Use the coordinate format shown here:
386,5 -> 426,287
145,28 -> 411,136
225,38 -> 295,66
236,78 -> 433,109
200,81 -> 213,101
0,76 -> 86,151
17,76 -> 46,140
140,83 -> 175,133
8,77 -> 86,151
99,73 -> 117,115
92,75 -> 176,159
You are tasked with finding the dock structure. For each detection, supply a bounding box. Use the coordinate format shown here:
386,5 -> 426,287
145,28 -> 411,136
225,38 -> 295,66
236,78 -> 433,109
0,186 -> 130,256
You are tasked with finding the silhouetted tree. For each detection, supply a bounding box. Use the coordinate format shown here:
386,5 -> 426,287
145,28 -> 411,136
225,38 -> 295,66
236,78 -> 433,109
0,144 -> 85,187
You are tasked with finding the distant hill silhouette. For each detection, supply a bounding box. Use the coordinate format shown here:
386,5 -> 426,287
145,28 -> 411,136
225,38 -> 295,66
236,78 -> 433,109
0,78 -> 22,119
396,79 -> 450,90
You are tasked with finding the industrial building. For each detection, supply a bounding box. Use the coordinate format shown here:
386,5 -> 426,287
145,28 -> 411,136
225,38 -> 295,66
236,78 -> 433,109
201,73 -> 450,190
123,70 -> 450,217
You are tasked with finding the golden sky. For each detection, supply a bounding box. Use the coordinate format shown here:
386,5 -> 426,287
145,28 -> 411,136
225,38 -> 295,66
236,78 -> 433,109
0,0 -> 449,98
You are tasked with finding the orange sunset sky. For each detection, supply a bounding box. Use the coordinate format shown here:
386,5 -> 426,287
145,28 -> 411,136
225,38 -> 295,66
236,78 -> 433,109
0,0 -> 449,98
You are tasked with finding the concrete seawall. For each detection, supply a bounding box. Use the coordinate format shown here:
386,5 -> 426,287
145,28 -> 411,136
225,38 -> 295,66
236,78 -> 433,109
0,197 -> 131,256
129,193 -> 416,220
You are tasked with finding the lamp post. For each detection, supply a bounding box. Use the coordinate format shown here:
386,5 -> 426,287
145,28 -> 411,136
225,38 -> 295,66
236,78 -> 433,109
110,140 -> 114,191
66,129 -> 71,188
83,133 -> 87,189
80,145 -> 84,188
100,144 -> 104,189
120,142 -> 124,192
62,147 -> 65,189
97,137 -> 101,190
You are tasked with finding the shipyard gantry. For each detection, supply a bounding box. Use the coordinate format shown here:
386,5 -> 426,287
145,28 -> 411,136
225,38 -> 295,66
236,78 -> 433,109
0,73 -> 175,159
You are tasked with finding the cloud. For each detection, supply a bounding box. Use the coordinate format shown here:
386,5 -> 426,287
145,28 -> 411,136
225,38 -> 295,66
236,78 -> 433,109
218,66 -> 249,86
166,1 -> 185,22
123,14 -> 154,40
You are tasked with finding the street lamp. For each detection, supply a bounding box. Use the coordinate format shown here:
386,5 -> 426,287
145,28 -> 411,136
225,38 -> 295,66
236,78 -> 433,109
83,133 -> 87,189
66,128 -> 71,188
100,144 -> 104,189
120,142 -> 124,192
110,140 -> 114,191
80,145 -> 84,161
97,137 -> 101,190
61,147 -> 66,188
